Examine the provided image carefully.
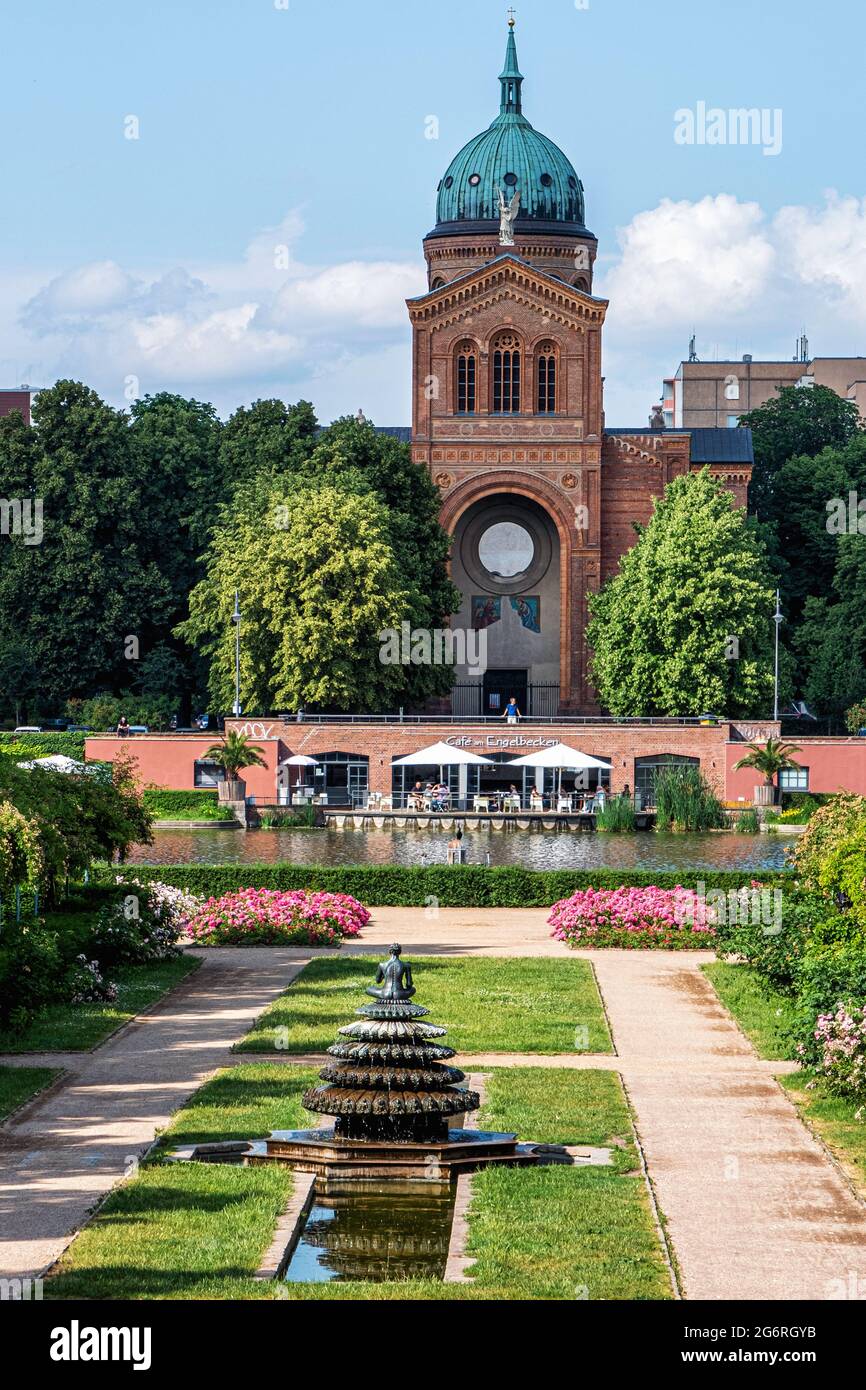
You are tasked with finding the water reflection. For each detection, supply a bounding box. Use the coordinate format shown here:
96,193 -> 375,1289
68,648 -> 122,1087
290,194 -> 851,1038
284,1180 -> 455,1283
127,825 -> 788,872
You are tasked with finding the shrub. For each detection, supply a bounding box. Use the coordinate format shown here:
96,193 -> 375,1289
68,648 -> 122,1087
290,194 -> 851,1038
102,863 -> 792,908
792,942 -> 866,1064
654,766 -> 727,832
0,731 -> 86,761
736,806 -> 760,834
809,1002 -> 866,1098
142,789 -> 234,821
184,888 -> 370,947
0,919 -> 62,1032
712,892 -> 844,991
88,880 -> 201,964
64,955 -> 118,1005
549,885 -> 716,949
792,793 -> 866,897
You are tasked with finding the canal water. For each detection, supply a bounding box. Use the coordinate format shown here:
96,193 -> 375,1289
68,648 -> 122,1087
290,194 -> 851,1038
128,825 -> 789,873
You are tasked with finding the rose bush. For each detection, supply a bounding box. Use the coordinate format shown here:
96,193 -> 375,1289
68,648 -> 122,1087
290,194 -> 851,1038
183,888 -> 369,947
89,879 -> 203,965
549,885 -> 716,949
805,1002 -> 866,1100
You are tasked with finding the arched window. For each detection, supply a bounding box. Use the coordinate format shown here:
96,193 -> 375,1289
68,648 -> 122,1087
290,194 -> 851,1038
492,333 -> 521,414
536,342 -> 557,414
456,341 -> 476,414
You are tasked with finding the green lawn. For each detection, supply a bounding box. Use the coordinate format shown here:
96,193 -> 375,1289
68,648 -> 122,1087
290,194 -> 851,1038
702,962 -> 797,1060
46,1062 -> 672,1301
237,955 -> 612,1055
780,1073 -> 866,1199
0,1065 -> 60,1119
0,956 -> 201,1053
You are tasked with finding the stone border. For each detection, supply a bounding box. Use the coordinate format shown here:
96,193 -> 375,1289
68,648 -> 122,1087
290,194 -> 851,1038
255,1171 -> 317,1281
444,1071 -> 486,1283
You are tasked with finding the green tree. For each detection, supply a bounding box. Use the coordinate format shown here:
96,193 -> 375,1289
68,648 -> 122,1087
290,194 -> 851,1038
178,480 -> 423,712
742,383 -> 862,522
795,534 -> 866,718
0,382 -> 173,706
218,398 -> 318,495
587,469 -> 775,716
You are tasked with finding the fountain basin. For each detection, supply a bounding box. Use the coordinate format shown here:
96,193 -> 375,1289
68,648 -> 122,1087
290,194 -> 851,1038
241,1127 -> 539,1181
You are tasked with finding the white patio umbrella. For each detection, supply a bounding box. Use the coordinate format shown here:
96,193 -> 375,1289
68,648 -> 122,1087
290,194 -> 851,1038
392,740 -> 494,785
278,753 -> 319,801
505,742 -> 611,799
17,753 -> 90,774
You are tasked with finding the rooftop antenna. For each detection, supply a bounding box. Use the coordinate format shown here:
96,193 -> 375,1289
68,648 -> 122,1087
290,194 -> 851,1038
687,334 -> 699,363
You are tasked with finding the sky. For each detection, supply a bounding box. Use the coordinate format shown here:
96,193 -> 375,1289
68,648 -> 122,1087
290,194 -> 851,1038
2,0 -> 865,426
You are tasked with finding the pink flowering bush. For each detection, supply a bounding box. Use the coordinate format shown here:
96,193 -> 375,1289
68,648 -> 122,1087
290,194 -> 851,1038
183,888 -> 370,947
549,885 -> 717,949
805,1003 -> 866,1099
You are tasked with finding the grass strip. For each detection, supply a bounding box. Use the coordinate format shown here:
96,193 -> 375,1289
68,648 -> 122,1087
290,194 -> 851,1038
236,955 -> 611,1056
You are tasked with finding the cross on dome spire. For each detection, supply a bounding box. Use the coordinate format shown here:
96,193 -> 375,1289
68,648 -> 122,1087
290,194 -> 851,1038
499,14 -> 524,115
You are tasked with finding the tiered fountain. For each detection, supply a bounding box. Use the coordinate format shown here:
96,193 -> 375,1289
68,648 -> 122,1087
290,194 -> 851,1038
245,944 -> 531,1181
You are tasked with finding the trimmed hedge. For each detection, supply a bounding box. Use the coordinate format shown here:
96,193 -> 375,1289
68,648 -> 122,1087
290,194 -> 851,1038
97,863 -> 792,908
142,789 -> 234,821
0,731 -> 87,761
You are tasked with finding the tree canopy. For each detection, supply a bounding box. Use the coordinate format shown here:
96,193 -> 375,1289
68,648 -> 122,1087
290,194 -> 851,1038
587,469 -> 776,717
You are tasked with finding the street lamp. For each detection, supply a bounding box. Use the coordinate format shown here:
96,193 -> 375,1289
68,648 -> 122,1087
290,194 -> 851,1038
772,588 -> 782,721
231,590 -> 241,718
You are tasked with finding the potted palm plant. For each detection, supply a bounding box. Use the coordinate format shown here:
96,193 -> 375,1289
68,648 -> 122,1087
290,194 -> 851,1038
204,731 -> 267,802
733,737 -> 802,806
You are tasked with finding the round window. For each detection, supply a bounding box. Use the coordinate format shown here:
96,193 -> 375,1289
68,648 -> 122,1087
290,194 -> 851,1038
503,171 -> 518,186
540,172 -> 553,187
444,175 -> 454,188
478,521 -> 535,578
468,173 -> 481,186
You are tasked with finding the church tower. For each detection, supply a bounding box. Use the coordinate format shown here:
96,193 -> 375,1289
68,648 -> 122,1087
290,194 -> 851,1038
407,20 -> 740,716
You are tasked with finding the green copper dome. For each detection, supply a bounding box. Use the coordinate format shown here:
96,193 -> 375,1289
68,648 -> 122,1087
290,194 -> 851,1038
433,22 -> 588,236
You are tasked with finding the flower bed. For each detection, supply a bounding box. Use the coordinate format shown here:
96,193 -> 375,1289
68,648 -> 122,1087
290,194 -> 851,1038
183,888 -> 370,947
549,885 -> 717,949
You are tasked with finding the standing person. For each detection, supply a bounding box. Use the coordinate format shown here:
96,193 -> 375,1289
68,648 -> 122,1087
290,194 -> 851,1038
501,695 -> 521,725
116,715 -> 130,738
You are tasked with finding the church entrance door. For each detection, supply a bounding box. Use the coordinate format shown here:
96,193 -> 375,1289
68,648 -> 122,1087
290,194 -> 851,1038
483,669 -> 528,718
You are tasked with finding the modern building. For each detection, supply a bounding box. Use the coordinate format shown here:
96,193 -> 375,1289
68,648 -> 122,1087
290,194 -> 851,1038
406,19 -> 752,717
667,354 -> 866,430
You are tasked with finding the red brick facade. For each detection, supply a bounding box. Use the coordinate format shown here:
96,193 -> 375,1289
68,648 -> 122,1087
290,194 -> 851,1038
407,237 -> 751,713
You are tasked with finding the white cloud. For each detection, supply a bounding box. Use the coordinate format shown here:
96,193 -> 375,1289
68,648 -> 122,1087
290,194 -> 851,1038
23,260 -> 140,331
602,194 -> 776,332
6,191 -> 866,425
775,193 -> 866,317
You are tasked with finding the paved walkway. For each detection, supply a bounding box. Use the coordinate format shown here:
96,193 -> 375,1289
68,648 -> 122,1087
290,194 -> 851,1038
0,948 -> 314,1278
1,906 -> 865,1299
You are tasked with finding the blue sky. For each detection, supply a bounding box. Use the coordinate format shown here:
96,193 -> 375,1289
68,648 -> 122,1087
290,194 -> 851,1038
2,0 -> 865,423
